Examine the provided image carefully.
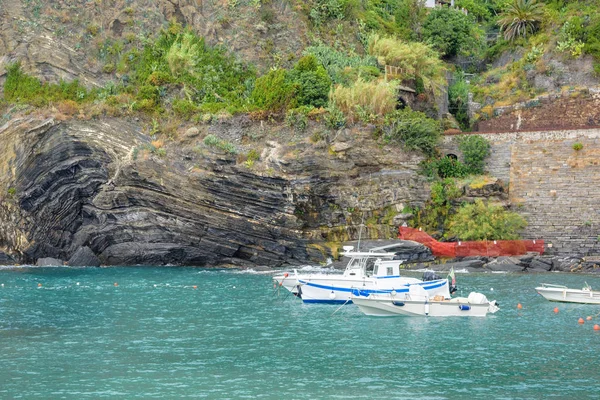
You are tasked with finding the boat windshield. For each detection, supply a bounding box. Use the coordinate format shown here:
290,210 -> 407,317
365,258 -> 376,277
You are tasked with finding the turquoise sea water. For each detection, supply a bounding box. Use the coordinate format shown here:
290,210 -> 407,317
1,267 -> 600,399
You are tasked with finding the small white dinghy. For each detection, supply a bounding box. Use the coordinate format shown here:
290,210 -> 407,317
536,283 -> 600,304
351,285 -> 499,317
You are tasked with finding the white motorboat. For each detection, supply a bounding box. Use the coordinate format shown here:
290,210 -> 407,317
536,283 -> 600,304
351,286 -> 499,317
273,244 -> 453,304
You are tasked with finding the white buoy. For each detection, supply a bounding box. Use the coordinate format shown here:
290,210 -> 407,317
391,290 -> 397,297
154,284 -> 157,287
329,292 -> 336,300
233,286 -> 236,289
490,288 -> 494,291
76,282 -> 80,286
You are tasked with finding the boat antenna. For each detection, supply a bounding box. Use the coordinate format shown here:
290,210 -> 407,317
357,211 -> 365,252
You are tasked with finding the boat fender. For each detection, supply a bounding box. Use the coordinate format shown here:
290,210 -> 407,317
459,305 -> 471,311
424,301 -> 429,315
392,301 -> 405,307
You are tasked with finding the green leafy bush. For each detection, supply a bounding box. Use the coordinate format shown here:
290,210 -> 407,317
288,55 -> 332,108
394,0 -> 428,41
448,73 -> 470,130
250,69 -> 296,112
422,8 -> 484,59
412,178 -> 463,232
383,109 -> 442,156
422,156 -> 470,179
324,106 -> 346,129
458,135 -> 491,174
446,199 -> 527,240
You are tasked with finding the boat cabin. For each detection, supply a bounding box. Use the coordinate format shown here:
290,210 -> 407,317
341,245 -> 402,279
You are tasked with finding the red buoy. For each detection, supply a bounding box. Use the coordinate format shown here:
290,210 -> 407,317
517,303 -> 523,310
578,318 -> 585,324
284,273 -> 289,278
587,316 -> 593,321
193,285 -> 197,289
594,324 -> 600,331
553,307 -> 559,314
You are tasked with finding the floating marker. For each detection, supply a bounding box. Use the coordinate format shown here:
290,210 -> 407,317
587,316 -> 593,321
76,282 -> 80,286
154,284 -> 157,287
193,285 -> 197,289
594,324 -> 600,331
37,283 -> 42,287
554,307 -> 559,314
579,318 -> 585,324
490,288 -> 494,291
517,303 -> 523,310
284,273 -> 289,278
114,282 -> 118,287
233,286 -> 236,289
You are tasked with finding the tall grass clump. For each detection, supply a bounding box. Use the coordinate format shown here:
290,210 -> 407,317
330,78 -> 398,122
367,34 -> 446,91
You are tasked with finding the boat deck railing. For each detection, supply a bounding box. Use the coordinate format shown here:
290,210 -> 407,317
539,283 -> 568,289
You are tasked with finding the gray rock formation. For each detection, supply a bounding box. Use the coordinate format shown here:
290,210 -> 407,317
68,247 -> 100,267
36,257 -> 64,266
0,116 -> 430,267
0,251 -> 14,265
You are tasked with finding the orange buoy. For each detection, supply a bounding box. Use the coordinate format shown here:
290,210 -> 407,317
594,324 -> 600,331
284,272 -> 289,278
553,307 -> 559,314
37,283 -> 42,287
517,303 -> 523,310
193,285 -> 197,289
279,282 -> 283,286
587,316 -> 593,321
578,317 -> 585,324
114,282 -> 118,287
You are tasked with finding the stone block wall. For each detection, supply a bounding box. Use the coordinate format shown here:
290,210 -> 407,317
442,128 -> 600,256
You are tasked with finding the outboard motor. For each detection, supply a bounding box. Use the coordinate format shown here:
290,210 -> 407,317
422,271 -> 441,282
449,283 -> 458,294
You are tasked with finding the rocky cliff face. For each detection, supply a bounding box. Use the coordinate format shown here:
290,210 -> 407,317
0,114 -> 430,266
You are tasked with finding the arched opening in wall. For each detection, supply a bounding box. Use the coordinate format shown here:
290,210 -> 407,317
446,153 -> 458,160
396,96 -> 407,110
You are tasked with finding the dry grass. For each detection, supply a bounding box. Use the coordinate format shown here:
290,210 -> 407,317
330,78 -> 397,122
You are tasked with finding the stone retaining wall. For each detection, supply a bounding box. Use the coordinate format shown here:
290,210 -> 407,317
442,128 -> 600,256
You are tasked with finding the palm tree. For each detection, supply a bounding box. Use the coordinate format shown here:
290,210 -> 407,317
498,0 -> 546,41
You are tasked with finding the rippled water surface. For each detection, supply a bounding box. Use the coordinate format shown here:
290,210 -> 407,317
1,267 -> 600,399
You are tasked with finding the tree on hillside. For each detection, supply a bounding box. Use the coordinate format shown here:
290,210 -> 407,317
498,0 -> 545,41
422,8 -> 484,58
